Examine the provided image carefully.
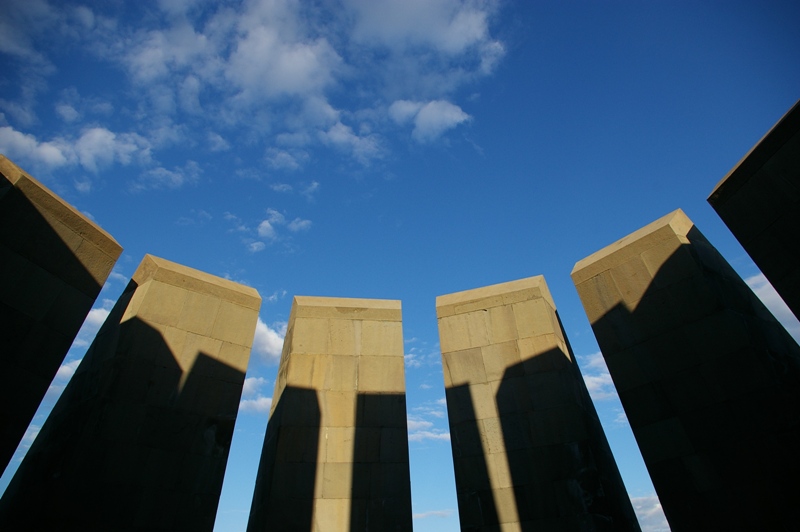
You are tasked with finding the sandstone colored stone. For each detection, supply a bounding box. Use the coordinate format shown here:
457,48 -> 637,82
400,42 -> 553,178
437,276 -> 640,531
0,254 -> 261,531
572,208 -> 800,530
0,155 -> 122,476
247,296 -> 412,531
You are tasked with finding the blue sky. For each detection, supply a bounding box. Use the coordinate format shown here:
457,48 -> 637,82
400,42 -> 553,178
2,1 -> 799,530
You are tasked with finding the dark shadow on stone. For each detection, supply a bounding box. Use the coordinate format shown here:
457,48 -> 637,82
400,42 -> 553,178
586,226 -> 800,530
0,171 -> 116,476
446,384 -> 500,531
349,393 -> 413,532
247,386 -> 320,532
0,278 -> 245,531
497,330 -> 640,531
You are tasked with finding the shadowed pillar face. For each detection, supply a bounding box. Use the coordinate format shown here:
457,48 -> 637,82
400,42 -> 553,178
0,155 -> 122,476
572,209 -> 800,530
437,276 -> 640,532
0,254 -> 261,531
708,100 -> 800,320
247,296 -> 412,532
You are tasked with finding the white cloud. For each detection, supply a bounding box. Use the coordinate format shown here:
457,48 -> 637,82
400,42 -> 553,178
745,273 -> 800,342
76,127 -> 151,173
412,100 -> 471,142
252,318 -> 287,364
0,126 -> 73,168
389,99 -> 471,142
56,103 -> 80,122
85,307 -> 111,328
239,395 -> 272,413
208,132 -> 230,151
270,183 -> 293,192
319,122 -> 382,165
226,26 -> 341,102
408,430 -> 450,442
287,218 -> 312,232
346,0 -> 495,55
133,160 -> 200,191
55,359 -> 81,381
631,495 -> 670,532
242,376 -> 268,397
413,509 -> 454,519
407,419 -> 433,431
580,352 -> 618,401
248,241 -> 266,253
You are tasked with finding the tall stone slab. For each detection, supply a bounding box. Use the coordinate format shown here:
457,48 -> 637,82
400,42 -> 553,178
437,277 -> 640,531
0,254 -> 261,531
572,209 -> 800,530
0,155 -> 122,475
247,296 -> 412,532
708,100 -> 800,319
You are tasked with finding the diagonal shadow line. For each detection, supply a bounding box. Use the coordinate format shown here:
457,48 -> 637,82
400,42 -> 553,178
0,277 -> 248,531
580,225 -> 800,530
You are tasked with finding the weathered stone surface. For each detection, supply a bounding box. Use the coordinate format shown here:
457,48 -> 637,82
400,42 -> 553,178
0,254 -> 260,531
438,276 -> 640,531
708,99 -> 800,320
0,155 -> 123,476
572,209 -> 800,530
247,296 -> 412,532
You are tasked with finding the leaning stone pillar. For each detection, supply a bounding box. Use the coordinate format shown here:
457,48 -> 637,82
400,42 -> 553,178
0,254 -> 261,531
247,296 -> 412,531
572,209 -> 800,530
708,99 -> 800,320
0,155 -> 123,476
437,276 -> 640,531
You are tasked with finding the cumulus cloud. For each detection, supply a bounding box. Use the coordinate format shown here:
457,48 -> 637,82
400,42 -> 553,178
239,395 -> 273,413
242,376 -> 268,397
248,241 -> 266,253
579,352 -> 618,401
389,99 -> 471,142
631,495 -> 670,532
133,160 -> 200,191
1,0 -> 505,185
319,122 -> 382,165
55,359 -> 81,381
287,218 -> 312,232
252,318 -> 287,364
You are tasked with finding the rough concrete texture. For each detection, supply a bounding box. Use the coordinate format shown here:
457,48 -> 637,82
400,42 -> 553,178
247,296 -> 412,532
0,254 -> 261,531
437,276 -> 640,532
708,99 -> 800,320
572,209 -> 800,530
0,154 -> 122,476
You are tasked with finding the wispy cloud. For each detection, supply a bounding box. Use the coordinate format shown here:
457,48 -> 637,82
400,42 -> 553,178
0,0 -> 504,178
413,509 -> 455,519
631,494 -> 670,532
579,352 -> 618,401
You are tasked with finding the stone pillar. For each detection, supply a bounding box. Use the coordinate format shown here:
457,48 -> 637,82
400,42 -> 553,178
437,276 -> 640,531
0,155 -> 122,476
708,99 -> 800,319
247,296 -> 412,532
571,209 -> 800,530
0,254 -> 261,531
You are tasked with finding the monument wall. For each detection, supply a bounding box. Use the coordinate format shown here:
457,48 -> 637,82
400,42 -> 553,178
0,254 -> 261,531
247,296 -> 413,531
437,276 -> 640,531
708,99 -> 800,320
0,155 -> 122,476
572,209 -> 800,530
